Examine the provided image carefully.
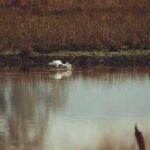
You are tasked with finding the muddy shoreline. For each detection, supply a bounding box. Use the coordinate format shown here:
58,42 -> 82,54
0,50 -> 150,68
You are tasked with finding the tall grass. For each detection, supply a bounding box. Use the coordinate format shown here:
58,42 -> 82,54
0,0 -> 149,52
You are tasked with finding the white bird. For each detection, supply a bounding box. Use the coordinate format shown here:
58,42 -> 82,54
48,60 -> 72,70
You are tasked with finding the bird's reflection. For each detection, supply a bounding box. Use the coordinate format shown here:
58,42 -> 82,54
51,70 -> 72,80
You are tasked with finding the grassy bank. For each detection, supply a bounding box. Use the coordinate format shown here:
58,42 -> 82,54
0,50 -> 150,67
0,0 -> 149,52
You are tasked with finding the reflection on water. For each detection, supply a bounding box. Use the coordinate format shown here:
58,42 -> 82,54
50,70 -> 72,80
0,67 -> 150,150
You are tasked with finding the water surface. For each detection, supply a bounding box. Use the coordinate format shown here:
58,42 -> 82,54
0,67 -> 150,150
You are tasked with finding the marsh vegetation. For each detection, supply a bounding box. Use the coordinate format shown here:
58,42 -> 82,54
0,0 -> 149,53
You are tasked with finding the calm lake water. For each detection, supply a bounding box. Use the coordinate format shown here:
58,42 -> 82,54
0,67 -> 150,150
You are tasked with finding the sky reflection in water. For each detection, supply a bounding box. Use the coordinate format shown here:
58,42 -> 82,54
0,67 -> 150,150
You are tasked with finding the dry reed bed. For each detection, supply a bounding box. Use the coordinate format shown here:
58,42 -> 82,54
0,0 -> 149,52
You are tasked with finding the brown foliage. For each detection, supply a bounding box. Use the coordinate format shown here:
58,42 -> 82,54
0,0 -> 149,52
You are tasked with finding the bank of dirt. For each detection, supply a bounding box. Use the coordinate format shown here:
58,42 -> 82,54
0,50 -> 150,68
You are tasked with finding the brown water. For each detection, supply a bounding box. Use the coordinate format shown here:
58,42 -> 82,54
0,67 -> 150,150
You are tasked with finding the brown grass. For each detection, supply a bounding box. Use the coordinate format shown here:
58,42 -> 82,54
0,0 -> 149,52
